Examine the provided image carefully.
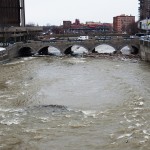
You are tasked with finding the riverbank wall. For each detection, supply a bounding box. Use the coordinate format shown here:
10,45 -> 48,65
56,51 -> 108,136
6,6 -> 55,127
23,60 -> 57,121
140,40 -> 150,62
0,49 -> 9,62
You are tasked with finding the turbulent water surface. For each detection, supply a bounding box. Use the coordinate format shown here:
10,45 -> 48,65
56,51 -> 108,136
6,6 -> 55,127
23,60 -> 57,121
0,56 -> 150,150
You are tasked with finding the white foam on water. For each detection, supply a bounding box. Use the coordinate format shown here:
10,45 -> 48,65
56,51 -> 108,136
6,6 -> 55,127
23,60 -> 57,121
24,82 -> 29,87
139,102 -> 144,106
143,130 -> 150,136
22,57 -> 35,61
134,101 -> 144,106
134,107 -> 144,110
138,97 -> 143,100
124,114 -> 132,123
135,123 -> 143,127
82,110 -> 97,118
66,57 -> 86,64
5,80 -> 15,85
7,96 -> 18,100
0,95 -> 10,98
128,126 -> 135,129
115,65 -> 120,67
68,121 -> 89,128
4,60 -> 24,65
65,115 -> 71,118
111,142 -> 117,145
1,118 -> 23,125
117,133 -> 133,139
144,136 -> 149,140
24,128 -> 37,133
139,140 -> 147,144
0,108 -> 24,113
39,117 -> 50,122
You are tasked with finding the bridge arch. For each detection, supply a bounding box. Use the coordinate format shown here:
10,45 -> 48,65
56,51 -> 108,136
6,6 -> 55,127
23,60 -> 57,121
119,45 -> 132,55
119,44 -> 139,55
18,46 -> 34,57
130,45 -> 140,54
64,44 -> 89,55
64,46 -> 72,55
38,46 -> 49,55
38,46 -> 61,55
93,44 -> 116,53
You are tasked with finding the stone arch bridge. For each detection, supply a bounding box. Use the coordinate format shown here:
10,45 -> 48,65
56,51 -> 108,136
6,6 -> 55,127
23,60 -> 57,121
7,37 -> 139,58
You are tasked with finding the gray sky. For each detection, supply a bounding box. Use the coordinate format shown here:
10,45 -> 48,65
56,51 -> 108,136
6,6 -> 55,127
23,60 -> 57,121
25,0 -> 139,26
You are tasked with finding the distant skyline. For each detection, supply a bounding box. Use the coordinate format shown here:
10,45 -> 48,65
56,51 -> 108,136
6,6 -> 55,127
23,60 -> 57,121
25,0 -> 139,26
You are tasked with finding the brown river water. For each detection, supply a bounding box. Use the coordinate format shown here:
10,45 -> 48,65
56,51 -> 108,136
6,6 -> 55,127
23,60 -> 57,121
0,56 -> 150,150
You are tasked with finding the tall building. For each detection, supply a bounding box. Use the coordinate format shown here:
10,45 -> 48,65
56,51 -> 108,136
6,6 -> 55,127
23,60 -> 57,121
139,0 -> 150,20
0,0 -> 25,27
20,0 -> 26,27
0,0 -> 43,44
113,14 -> 135,33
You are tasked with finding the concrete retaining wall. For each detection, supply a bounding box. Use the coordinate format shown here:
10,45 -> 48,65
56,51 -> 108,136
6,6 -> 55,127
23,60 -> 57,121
0,49 -> 9,62
140,40 -> 150,62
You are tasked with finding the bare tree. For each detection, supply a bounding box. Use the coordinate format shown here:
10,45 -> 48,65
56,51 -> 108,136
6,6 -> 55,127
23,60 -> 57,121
126,22 -> 138,35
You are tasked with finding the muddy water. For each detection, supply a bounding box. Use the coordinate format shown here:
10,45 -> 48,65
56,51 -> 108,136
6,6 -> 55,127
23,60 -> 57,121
0,56 -> 150,150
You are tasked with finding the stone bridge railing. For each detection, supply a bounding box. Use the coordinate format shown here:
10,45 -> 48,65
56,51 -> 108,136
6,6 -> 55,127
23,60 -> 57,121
6,37 -> 140,59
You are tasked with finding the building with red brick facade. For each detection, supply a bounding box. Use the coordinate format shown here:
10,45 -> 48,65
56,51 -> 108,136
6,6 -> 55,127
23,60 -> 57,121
63,19 -> 113,34
113,14 -> 135,33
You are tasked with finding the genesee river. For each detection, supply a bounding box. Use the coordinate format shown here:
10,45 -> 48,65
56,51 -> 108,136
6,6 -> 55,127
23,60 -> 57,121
0,56 -> 150,150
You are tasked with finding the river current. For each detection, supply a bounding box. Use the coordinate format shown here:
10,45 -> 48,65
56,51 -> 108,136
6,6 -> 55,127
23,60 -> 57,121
0,56 -> 150,150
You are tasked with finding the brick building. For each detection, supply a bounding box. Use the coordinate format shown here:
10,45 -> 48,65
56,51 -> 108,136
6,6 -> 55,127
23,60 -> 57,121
62,19 -> 113,34
113,14 -> 135,33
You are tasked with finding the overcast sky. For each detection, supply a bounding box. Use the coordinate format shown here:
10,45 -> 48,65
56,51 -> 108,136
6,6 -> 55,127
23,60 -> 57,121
25,0 -> 139,26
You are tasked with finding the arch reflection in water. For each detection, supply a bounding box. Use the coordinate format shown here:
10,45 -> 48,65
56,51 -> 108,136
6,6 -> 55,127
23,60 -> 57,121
48,46 -> 62,56
121,46 -> 131,55
95,44 -> 115,54
71,45 -> 88,56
